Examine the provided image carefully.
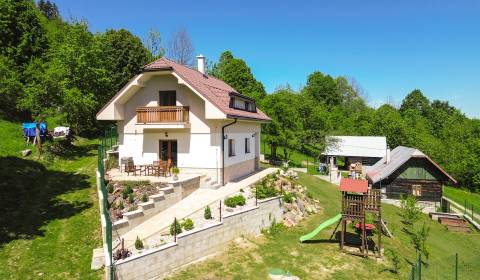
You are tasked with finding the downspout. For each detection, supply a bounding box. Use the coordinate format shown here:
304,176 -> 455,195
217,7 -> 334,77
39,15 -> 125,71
221,118 -> 237,186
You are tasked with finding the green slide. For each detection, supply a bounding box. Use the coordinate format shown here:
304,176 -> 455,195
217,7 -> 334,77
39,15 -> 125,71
299,213 -> 342,242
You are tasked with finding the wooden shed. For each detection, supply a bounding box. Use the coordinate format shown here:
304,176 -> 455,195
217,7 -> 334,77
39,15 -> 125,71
366,146 -> 456,202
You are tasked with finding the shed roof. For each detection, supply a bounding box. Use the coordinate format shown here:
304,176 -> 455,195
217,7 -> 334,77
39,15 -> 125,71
366,146 -> 457,184
339,178 -> 369,193
322,136 -> 387,158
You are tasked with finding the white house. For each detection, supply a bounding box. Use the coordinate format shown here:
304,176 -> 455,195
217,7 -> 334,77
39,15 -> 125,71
322,136 -> 388,170
96,55 -> 271,185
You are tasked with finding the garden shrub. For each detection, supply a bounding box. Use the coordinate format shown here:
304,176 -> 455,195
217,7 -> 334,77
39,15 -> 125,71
141,194 -> 148,203
134,236 -> 144,250
107,183 -> 114,194
128,193 -> 134,204
254,183 -> 278,199
128,205 -> 137,212
204,206 -> 212,219
122,186 -> 133,199
283,192 -> 294,203
224,195 -> 246,208
118,200 -> 124,210
170,219 -> 182,235
182,218 -> 194,231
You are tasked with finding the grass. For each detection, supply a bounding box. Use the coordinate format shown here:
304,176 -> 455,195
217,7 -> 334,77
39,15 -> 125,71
167,172 -> 480,280
444,186 -> 480,222
0,119 -> 102,279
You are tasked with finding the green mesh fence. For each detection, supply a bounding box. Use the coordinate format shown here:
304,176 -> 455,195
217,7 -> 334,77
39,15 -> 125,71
98,126 -> 117,279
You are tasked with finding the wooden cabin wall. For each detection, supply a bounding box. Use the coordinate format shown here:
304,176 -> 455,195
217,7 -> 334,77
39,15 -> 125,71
373,158 -> 448,202
384,179 -> 442,202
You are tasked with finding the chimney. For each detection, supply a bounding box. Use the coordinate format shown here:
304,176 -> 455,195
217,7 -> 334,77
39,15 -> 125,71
196,54 -> 206,75
385,147 -> 391,164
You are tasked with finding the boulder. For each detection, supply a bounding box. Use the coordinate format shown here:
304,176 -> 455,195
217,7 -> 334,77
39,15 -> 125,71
283,217 -> 295,228
21,149 -> 32,157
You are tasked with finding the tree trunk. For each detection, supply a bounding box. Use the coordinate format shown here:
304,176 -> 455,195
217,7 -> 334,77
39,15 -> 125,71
270,144 -> 277,162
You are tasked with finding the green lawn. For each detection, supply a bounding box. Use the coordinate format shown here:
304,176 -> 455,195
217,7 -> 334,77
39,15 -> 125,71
0,120 -> 102,279
260,139 -> 321,174
444,186 -> 480,221
167,173 -> 480,280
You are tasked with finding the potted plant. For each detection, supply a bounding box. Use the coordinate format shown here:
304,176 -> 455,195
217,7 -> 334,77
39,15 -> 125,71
172,166 -> 180,180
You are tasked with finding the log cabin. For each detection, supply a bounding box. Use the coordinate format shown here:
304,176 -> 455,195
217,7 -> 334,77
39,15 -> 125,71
366,146 -> 456,203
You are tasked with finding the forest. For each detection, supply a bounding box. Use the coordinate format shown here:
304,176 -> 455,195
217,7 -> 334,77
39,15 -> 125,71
1,0 -> 479,191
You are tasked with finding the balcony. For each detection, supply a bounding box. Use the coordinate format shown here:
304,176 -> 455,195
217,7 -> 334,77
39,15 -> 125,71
136,106 -> 189,128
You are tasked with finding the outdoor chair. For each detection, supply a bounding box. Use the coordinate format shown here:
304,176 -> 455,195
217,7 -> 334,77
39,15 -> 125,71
152,160 -> 166,177
125,161 -> 142,176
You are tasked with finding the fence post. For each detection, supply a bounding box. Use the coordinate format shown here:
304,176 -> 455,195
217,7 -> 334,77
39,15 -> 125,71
455,253 -> 458,280
174,217 -> 177,243
418,254 -> 422,280
219,200 -> 222,221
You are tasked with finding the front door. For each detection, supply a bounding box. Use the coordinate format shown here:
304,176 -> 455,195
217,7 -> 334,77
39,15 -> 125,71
159,140 -> 177,167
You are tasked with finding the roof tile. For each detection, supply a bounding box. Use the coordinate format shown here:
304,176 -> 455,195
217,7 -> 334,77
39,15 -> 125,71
143,57 -> 271,121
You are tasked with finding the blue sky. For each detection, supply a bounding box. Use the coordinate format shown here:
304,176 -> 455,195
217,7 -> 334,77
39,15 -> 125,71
55,0 -> 480,118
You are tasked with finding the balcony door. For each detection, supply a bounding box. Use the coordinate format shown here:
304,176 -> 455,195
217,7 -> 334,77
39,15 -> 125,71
159,91 -> 176,106
159,140 -> 177,167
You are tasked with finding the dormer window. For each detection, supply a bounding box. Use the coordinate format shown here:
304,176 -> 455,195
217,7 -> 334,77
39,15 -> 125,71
229,93 -> 257,113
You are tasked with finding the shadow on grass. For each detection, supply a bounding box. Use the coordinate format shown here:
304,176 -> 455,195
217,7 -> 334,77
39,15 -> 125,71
45,139 -> 97,160
0,156 -> 92,245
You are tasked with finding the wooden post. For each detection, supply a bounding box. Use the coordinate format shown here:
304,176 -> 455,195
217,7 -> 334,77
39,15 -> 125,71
219,200 -> 222,221
173,217 -> 177,242
340,218 -> 345,250
455,253 -> 458,280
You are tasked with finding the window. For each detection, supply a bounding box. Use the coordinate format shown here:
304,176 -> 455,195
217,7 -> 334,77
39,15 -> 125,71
228,139 -> 235,157
245,138 -> 250,153
159,91 -> 176,106
412,185 -> 422,196
229,95 -> 257,112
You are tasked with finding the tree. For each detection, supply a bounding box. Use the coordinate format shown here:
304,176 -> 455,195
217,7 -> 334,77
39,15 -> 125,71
211,51 -> 266,100
399,89 -> 431,117
37,0 -> 59,20
97,29 -> 152,104
303,71 -> 341,107
0,0 -> 48,66
166,28 -> 194,65
261,89 -> 302,161
0,56 -> 23,118
144,28 -> 164,59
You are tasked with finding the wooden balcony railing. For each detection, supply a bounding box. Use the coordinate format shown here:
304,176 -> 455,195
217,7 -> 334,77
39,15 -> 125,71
136,106 -> 189,123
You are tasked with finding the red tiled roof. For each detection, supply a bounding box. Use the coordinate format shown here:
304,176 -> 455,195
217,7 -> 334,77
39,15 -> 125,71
143,57 -> 271,121
339,178 -> 368,193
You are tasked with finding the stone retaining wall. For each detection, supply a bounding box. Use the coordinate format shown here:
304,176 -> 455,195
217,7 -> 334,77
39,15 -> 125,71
114,196 -> 283,280
113,176 -> 200,235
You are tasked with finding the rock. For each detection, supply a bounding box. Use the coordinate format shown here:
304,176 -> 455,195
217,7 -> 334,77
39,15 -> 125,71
21,149 -> 32,157
296,200 -> 305,213
283,217 -> 295,228
91,247 -> 105,270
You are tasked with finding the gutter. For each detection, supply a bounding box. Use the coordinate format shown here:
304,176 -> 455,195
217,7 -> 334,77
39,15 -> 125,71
221,118 -> 237,186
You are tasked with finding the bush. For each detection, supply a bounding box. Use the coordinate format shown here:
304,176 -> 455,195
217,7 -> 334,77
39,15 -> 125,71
122,186 -> 133,199
128,205 -> 137,212
224,195 -> 246,208
118,200 -> 124,210
107,183 -> 114,194
134,236 -> 144,250
261,218 -> 284,237
170,219 -> 182,235
128,193 -> 134,204
283,192 -> 294,203
182,218 -> 194,231
255,183 -> 278,199
204,206 -> 212,219
141,194 -> 148,203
